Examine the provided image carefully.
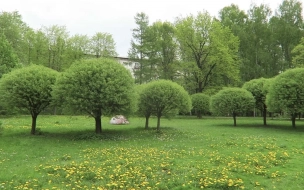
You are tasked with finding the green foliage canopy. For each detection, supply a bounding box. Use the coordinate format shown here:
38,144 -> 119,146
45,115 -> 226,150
53,58 -> 135,133
128,12 -> 151,84
266,68 -> 304,128
191,93 -> 210,118
138,80 -> 191,131
175,12 -> 240,93
135,84 -> 151,129
242,78 -> 269,123
0,65 -> 58,134
292,37 -> 304,67
90,32 -> 118,58
0,33 -> 19,78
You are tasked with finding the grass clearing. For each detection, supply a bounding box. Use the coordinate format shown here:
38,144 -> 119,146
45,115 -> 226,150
1,115 -> 304,189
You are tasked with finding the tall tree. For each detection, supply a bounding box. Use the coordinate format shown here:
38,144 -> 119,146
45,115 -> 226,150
42,25 -> 69,71
244,4 -> 273,80
175,11 -> 240,93
219,4 -> 248,35
64,34 -> 90,66
219,4 -> 283,81
90,32 -> 117,58
272,0 -> 304,69
128,12 -> 150,84
147,21 -> 178,80
24,28 -> 35,65
0,11 -> 29,64
292,37 -> 304,67
219,4 -> 248,82
29,30 -> 49,66
0,33 -> 19,78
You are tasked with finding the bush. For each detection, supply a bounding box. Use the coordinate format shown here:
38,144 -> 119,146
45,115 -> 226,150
0,65 -> 58,134
53,58 -> 136,134
191,93 -> 210,118
211,87 -> 254,126
266,68 -> 304,128
138,80 -> 191,131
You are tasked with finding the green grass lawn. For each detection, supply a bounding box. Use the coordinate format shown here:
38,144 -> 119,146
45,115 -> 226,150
1,115 -> 304,189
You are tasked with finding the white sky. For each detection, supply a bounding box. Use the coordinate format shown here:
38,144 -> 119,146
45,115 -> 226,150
1,0 -> 285,57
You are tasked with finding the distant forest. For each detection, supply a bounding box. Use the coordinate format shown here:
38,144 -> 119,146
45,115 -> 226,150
0,0 -> 303,95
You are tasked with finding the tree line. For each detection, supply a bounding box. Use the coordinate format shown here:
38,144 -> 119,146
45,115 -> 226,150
0,58 -> 303,135
0,11 -> 117,76
128,0 -> 304,94
1,0 -> 304,96
0,0 -> 304,134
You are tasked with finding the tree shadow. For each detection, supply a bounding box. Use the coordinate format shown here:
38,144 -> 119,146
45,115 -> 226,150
7,125 -> 180,141
214,118 -> 304,133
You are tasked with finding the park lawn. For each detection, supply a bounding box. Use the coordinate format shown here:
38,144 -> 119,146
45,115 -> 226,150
1,115 -> 304,189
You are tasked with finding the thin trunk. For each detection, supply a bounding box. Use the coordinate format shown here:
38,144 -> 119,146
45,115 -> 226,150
36,49 -> 39,62
145,115 -> 149,129
139,51 -> 143,84
52,51 -> 55,69
233,112 -> 237,126
263,104 -> 267,126
48,50 -> 51,68
95,116 -> 102,134
28,45 -> 31,64
53,106 -> 57,115
156,116 -> 161,132
197,110 -> 202,119
31,114 -> 38,135
291,113 -> 296,129
197,81 -> 203,93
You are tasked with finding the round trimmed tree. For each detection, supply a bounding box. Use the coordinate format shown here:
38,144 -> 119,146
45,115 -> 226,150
243,77 -> 271,125
0,65 -> 58,134
266,68 -> 304,128
211,88 -> 254,126
138,80 -> 191,131
191,93 -> 210,118
53,58 -> 135,134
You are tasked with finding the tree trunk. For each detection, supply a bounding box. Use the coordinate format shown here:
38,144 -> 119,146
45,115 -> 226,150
53,106 -> 57,115
197,81 -> 203,93
197,110 -> 202,119
263,104 -> 267,126
233,112 -> 237,126
95,116 -> 102,134
31,114 -> 38,135
156,116 -> 161,132
291,113 -> 296,129
145,115 -> 149,129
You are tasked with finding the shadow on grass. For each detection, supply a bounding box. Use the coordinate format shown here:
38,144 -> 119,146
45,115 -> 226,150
9,125 -> 181,142
213,118 -> 304,133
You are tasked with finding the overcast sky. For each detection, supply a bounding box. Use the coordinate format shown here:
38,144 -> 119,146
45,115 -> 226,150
2,0 -> 284,57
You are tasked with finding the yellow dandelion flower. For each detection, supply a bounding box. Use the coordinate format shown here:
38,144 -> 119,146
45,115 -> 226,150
228,179 -> 234,186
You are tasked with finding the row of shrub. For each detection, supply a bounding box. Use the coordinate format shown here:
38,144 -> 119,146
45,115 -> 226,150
0,58 -> 303,134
